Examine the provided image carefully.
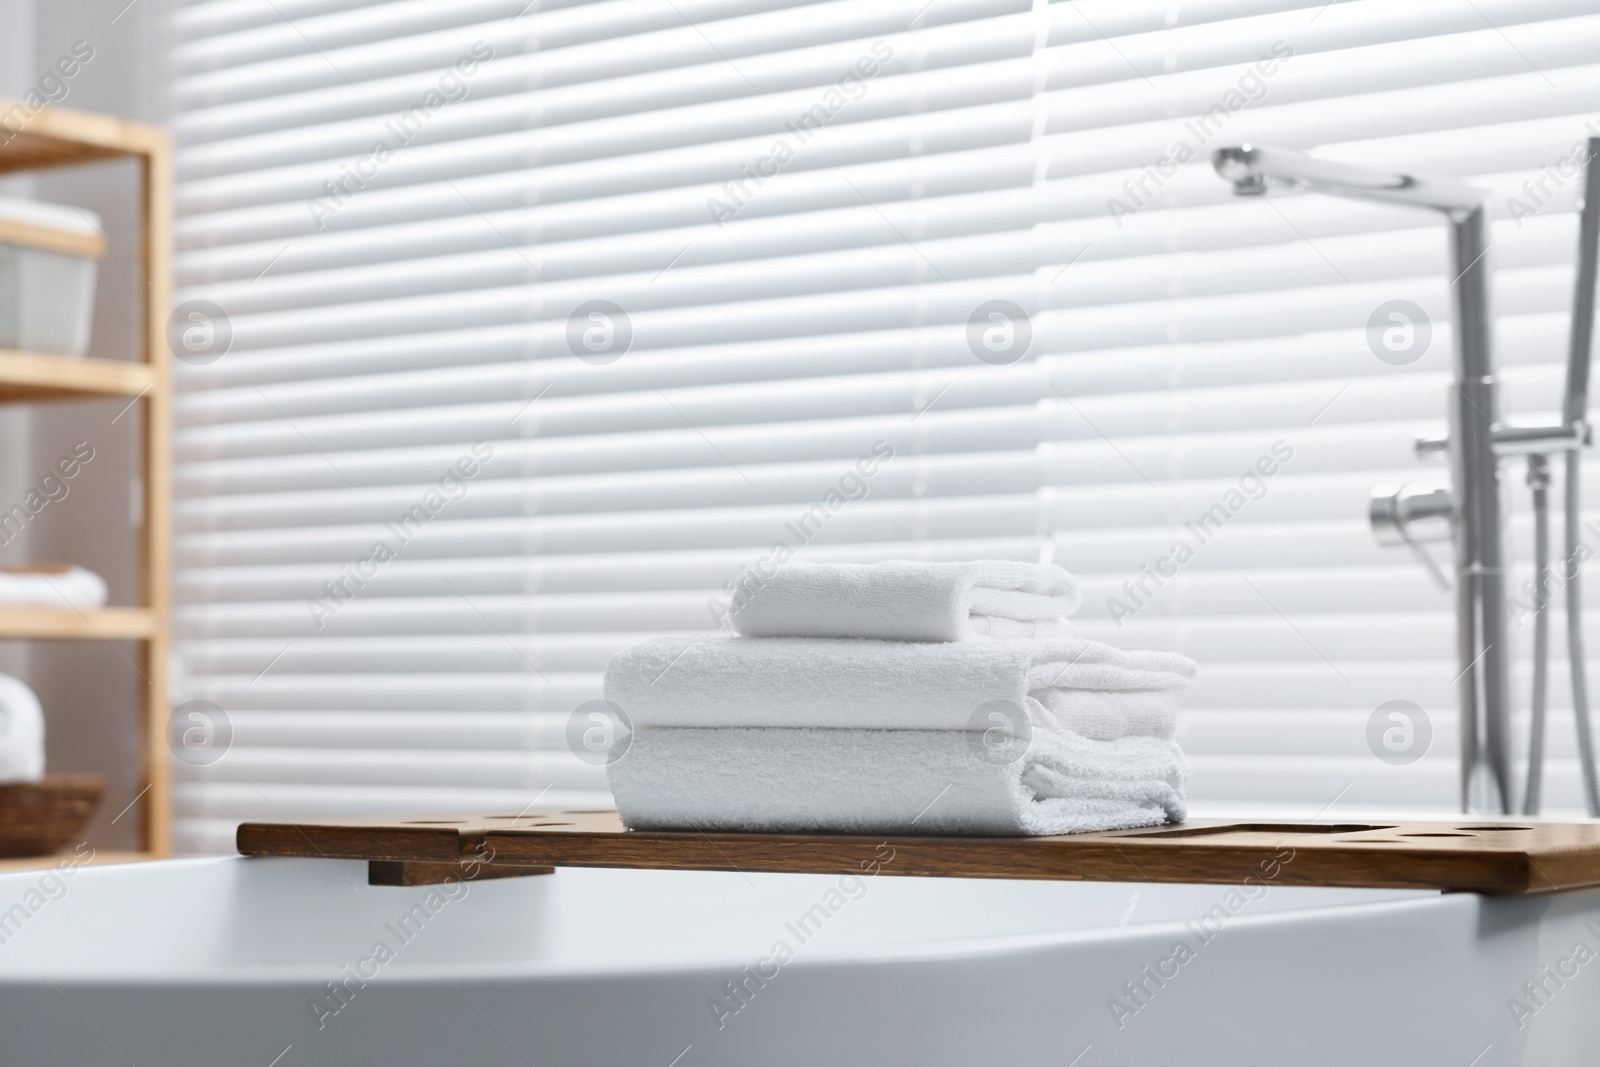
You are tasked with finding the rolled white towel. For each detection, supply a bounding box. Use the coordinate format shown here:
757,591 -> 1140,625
0,672 -> 44,784
604,634 -> 1194,733
728,560 -> 1081,642
608,727 -> 1187,836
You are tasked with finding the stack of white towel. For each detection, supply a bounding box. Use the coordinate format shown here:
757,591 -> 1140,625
603,560 -> 1197,836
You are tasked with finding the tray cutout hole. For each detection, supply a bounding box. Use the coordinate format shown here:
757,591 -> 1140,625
1122,822 -> 1392,839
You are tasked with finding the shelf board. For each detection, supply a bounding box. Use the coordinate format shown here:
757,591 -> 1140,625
0,607 -> 157,639
0,349 -> 154,401
0,100 -> 165,174
0,849 -> 155,874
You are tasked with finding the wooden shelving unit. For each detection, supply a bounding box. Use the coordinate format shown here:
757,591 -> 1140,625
0,100 -> 171,867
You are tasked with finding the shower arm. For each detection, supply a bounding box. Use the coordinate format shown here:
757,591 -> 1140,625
1212,144 -> 1545,814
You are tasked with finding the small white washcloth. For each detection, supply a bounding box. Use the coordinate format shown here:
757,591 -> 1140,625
605,635 -> 1194,732
608,728 -> 1188,836
728,560 -> 1081,642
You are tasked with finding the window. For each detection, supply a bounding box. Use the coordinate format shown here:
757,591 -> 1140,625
171,0 -> 1600,850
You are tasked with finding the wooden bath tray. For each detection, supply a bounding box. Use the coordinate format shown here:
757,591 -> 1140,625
235,811 -> 1600,895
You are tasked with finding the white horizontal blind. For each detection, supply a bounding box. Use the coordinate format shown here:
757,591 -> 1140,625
170,0 -> 1600,852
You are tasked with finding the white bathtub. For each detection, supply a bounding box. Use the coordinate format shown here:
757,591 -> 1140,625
0,855 -> 1596,1065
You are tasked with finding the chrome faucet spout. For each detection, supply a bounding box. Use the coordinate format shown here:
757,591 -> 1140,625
1212,144 -> 1484,216
1212,144 -> 1511,814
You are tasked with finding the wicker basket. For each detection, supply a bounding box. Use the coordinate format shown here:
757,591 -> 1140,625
0,774 -> 105,858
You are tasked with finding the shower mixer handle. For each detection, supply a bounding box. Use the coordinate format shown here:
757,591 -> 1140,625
1370,481 -> 1453,545
1370,481 -> 1454,590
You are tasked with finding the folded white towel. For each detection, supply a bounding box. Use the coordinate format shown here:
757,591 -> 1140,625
608,727 -> 1188,836
1035,687 -> 1179,742
0,565 -> 107,608
728,560 -> 1081,642
604,635 -> 1195,732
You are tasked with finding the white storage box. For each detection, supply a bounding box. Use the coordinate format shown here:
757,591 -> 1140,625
0,196 -> 104,357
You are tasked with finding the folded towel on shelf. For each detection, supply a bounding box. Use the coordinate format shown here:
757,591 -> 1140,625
605,634 -> 1195,732
607,727 -> 1188,836
727,560 -> 1081,642
0,565 -> 107,608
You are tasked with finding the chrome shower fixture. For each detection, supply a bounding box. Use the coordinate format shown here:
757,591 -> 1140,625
1212,143 -> 1600,816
